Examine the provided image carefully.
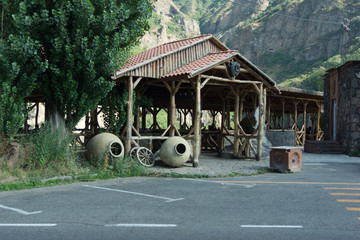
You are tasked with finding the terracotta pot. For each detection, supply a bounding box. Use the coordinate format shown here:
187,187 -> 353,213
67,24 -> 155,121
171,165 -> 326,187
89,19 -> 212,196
160,137 -> 191,167
85,133 -> 124,166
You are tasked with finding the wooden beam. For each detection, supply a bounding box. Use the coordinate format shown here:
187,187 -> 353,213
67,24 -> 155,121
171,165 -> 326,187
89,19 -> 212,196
163,81 -> 172,93
200,74 -> 262,84
213,65 -> 249,73
133,77 -> 143,89
200,78 -> 211,89
251,83 -> 260,95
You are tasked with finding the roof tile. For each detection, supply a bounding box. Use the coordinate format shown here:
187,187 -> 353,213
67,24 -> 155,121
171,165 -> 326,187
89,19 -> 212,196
117,34 -> 212,74
163,50 -> 238,78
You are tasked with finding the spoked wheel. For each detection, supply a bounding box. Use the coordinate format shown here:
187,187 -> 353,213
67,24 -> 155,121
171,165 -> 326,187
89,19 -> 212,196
130,147 -> 139,161
136,147 -> 155,167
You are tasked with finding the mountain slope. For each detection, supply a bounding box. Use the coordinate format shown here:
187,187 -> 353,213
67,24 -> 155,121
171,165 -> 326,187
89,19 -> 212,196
139,0 -> 360,90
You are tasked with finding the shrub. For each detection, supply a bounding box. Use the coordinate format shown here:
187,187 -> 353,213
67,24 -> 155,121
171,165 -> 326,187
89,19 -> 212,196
23,120 -> 77,173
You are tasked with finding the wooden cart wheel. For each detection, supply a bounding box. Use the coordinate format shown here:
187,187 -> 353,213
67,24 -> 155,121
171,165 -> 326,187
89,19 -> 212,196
136,147 -> 155,167
130,147 -> 139,161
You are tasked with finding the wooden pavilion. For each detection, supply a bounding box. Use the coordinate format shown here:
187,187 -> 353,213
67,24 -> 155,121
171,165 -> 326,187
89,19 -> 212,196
22,34 -> 324,167
112,34 -> 279,166
266,86 -> 324,146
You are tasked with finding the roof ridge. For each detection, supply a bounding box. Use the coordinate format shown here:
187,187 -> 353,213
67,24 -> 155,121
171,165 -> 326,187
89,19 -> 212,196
162,34 -> 212,46
208,50 -> 238,54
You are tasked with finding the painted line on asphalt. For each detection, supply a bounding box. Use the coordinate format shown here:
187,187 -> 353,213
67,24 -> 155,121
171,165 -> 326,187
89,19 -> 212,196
329,193 -> 360,196
324,187 -> 360,190
303,163 -> 328,166
337,199 -> 360,203
240,225 -> 303,229
215,181 -> 360,185
105,224 -> 177,228
346,207 -> 360,211
0,224 -> 56,227
0,204 -> 42,215
181,178 -> 256,188
83,185 -> 184,202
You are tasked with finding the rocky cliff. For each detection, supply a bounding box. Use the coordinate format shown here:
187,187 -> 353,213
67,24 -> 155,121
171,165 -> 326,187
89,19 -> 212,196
136,0 -> 200,52
139,0 -> 360,90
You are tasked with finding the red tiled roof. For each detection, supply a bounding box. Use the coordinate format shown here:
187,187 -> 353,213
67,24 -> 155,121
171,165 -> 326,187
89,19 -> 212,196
116,34 -> 212,74
163,50 -> 238,78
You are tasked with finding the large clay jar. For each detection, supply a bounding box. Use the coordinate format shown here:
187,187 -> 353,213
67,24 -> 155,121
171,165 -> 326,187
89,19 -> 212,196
160,137 -> 191,167
85,133 -> 124,166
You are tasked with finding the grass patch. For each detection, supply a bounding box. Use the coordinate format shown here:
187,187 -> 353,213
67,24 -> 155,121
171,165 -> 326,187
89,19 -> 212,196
0,157 -> 149,191
0,163 -> 271,191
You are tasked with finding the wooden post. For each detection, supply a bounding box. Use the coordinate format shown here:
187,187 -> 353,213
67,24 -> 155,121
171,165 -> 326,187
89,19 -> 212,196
316,101 -> 321,140
141,106 -> 146,130
220,98 -> 226,152
287,113 -> 291,129
281,97 -> 285,131
257,83 -> 264,160
233,87 -> 240,157
90,108 -> 98,135
267,98 -> 271,129
302,101 -> 309,145
125,76 -> 133,155
293,100 -> 299,130
35,102 -> 39,128
169,81 -> 176,136
193,76 -> 201,167
239,95 -> 245,123
226,98 -> 230,129
135,95 -> 140,135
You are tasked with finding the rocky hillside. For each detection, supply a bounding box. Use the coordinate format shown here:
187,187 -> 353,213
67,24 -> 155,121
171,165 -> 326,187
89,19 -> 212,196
138,0 -> 360,91
135,0 -> 200,53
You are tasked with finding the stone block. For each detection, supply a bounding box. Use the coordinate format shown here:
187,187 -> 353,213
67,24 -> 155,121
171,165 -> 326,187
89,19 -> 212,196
270,147 -> 302,173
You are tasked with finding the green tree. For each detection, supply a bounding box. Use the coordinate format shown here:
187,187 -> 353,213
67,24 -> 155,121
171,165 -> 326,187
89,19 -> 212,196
0,0 -> 42,139
4,0 -> 154,129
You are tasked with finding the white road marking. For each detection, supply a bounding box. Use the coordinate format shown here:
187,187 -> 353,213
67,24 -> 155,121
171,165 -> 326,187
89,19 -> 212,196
303,163 -> 328,166
0,224 -> 56,227
0,204 -> 42,215
83,185 -> 184,202
181,178 -> 256,188
241,225 -> 303,229
105,224 -> 177,228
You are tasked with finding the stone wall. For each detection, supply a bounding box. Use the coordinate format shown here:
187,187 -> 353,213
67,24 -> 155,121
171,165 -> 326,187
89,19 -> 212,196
265,130 -> 295,147
324,61 -> 360,154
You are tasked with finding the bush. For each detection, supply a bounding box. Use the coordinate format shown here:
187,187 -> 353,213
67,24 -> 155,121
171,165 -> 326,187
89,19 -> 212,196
110,157 -> 146,177
22,120 -> 77,173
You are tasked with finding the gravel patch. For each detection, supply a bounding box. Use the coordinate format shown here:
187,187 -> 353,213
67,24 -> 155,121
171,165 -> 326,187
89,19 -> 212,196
148,152 -> 269,176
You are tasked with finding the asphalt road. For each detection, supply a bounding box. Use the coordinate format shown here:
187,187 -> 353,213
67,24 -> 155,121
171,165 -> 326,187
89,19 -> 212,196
0,156 -> 359,240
